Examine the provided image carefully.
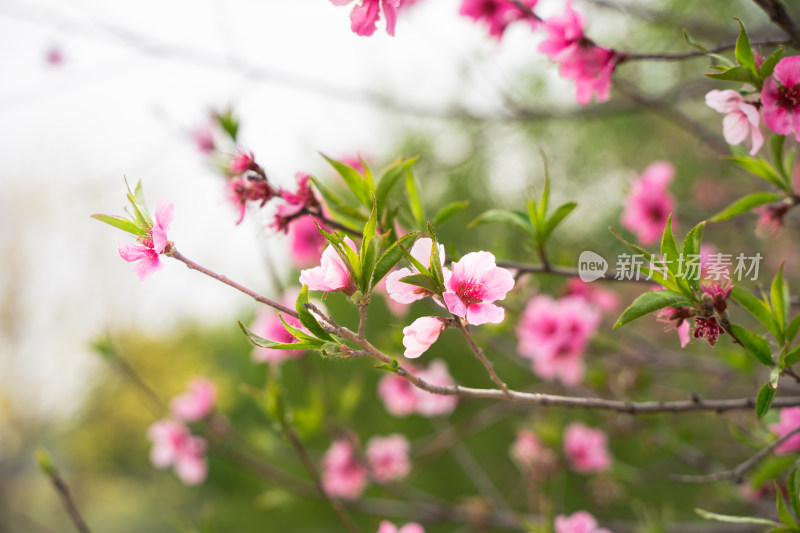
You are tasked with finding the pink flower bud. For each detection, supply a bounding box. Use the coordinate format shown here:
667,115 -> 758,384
402,316 -> 447,358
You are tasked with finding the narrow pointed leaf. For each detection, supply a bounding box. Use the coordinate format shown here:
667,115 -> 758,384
761,46 -> 785,79
710,192 -> 784,222
321,154 -> 372,207
370,232 -> 420,291
729,324 -> 773,366
432,201 -> 469,226
468,209 -> 534,236
613,290 -> 690,329
731,287 -> 782,341
695,508 -> 781,527
296,285 -> 334,342
544,202 -> 577,239
400,273 -> 442,294
239,321 -> 323,351
92,214 -> 146,236
734,19 -> 757,77
776,482 -> 800,528
757,382 -> 777,419
772,264 -> 789,336
376,157 -> 417,217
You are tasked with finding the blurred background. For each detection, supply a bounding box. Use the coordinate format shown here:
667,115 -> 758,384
2,0 -> 799,531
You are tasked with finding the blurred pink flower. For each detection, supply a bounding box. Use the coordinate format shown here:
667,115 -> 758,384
118,198 -> 173,281
278,173 -> 319,218
459,0 -> 538,39
377,360 -> 458,417
761,56 -> 800,141
378,369 -> 420,417
705,89 -> 763,155
564,279 -> 618,312
299,237 -> 357,293
321,438 -> 369,500
286,215 -> 328,268
250,291 -> 307,364
402,316 -> 447,358
147,419 -> 208,486
621,161 -> 675,245
656,306 -> 692,348
516,295 -> 600,386
366,434 -> 411,483
563,422 -> 612,474
510,428 -> 557,473
443,251 -> 514,325
331,0 -> 402,37
386,238 -> 446,304
170,378 -> 217,421
377,521 -> 425,533
771,407 -> 800,454
190,125 -> 215,155
754,203 -> 790,236
555,511 -> 612,533
227,150 -> 260,176
45,46 -> 64,66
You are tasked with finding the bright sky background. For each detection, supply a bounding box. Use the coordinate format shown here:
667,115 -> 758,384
0,0 -> 570,423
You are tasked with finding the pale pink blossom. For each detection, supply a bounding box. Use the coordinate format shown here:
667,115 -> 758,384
555,511 -> 612,533
378,369 -> 420,417
250,291 -> 307,364
564,279 -> 618,312
331,0 -> 402,37
366,434 -> 411,483
170,378 -> 217,422
563,422 -> 612,474
147,419 -> 208,486
386,238 -> 446,304
402,316 -> 447,358
226,176 -> 274,225
190,125 -> 215,154
377,521 -> 425,533
459,0 -> 538,39
754,203 -> 790,236
118,199 -> 173,281
443,251 -> 514,325
771,407 -> 800,455
761,56 -> 800,141
414,359 -> 459,417
299,237 -> 357,293
705,90 -> 763,155
655,304 -> 693,348
620,161 -> 675,246
510,429 -> 557,473
321,438 -> 369,500
287,215 -> 328,268
516,296 -> 600,386
375,275 -> 409,317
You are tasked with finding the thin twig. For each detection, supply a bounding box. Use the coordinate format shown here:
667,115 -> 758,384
357,303 -> 368,339
38,451 -> 92,533
671,425 -> 800,483
455,318 -> 511,397
752,0 -> 800,48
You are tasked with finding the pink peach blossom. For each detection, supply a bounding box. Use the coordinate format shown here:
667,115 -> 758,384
762,56 -> 800,141
655,305 -> 693,348
331,0 -> 402,37
402,316 -> 447,358
366,434 -> 411,483
278,173 -> 319,219
378,369 -> 420,417
563,422 -> 612,474
386,238 -> 447,304
299,237 -> 357,293
414,359 -> 459,417
620,161 -> 675,246
287,215 -> 328,268
443,251 -> 514,325
118,198 -> 173,281
516,295 -> 600,386
375,275 -> 409,317
321,438 -> 369,500
510,429 -> 557,472
705,90 -> 763,155
459,0 -> 538,39
227,150 -> 259,176
147,419 -> 208,486
170,378 -> 217,422
771,407 -> 800,454
564,279 -> 618,312
190,125 -> 215,154
377,521 -> 425,533
250,291 -> 307,364
555,511 -> 612,533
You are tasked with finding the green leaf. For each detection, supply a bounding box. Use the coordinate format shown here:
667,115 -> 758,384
772,264 -> 789,338
682,30 -> 735,66
468,209 -> 534,236
752,455 -> 799,488
398,241 -> 432,278
239,321 -> 322,351
405,168 -> 424,229
296,285 -> 334,342
216,109 -> 239,141
432,201 -> 469,226
399,273 -> 442,295
761,46 -> 785,79
777,481 -> 800,528
359,199 -> 379,291
527,197 -> 543,236
682,221 -> 705,291
427,223 -> 446,287
543,202 -> 577,239
727,156 -> 790,191
695,508 -> 781,527
789,468 -> 800,524
609,226 -> 653,262
91,214 -> 146,236
316,224 -> 361,282
771,134 -> 788,179
278,315 -> 323,344
321,154 -> 373,207
538,154 -> 551,223
376,157 -> 417,218
785,345 -> 800,367
710,192 -> 784,222
730,324 -> 773,366
757,382 -> 777,419
660,214 -> 681,276
705,65 -> 758,85
370,231 -> 420,291
613,290 -> 691,329
734,19 -> 757,78
731,287 -> 782,341
788,314 -> 800,343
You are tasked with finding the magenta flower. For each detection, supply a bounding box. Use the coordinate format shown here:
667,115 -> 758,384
287,215 -> 328,268
692,316 -> 724,347
299,237 -> 357,293
655,306 -> 693,348
321,438 -> 369,500
170,378 -> 217,422
771,407 -> 800,455
147,419 -> 208,486
443,251 -> 514,325
459,0 -> 538,39
331,0 -> 402,37
190,125 -> 215,155
762,56 -> 800,140
621,161 -> 675,246
366,434 -> 411,484
402,316 -> 447,358
227,150 -> 260,176
45,46 -> 65,66
118,198 -> 173,281
563,422 -> 612,474
377,522 -> 425,533
705,90 -> 763,155
754,203 -> 790,236
278,173 -> 319,219
386,238 -> 447,304
250,291 -> 308,364
516,295 -> 600,386
555,511 -> 613,533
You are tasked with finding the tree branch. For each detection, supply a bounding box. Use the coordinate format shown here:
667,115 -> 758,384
752,0 -> 800,48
